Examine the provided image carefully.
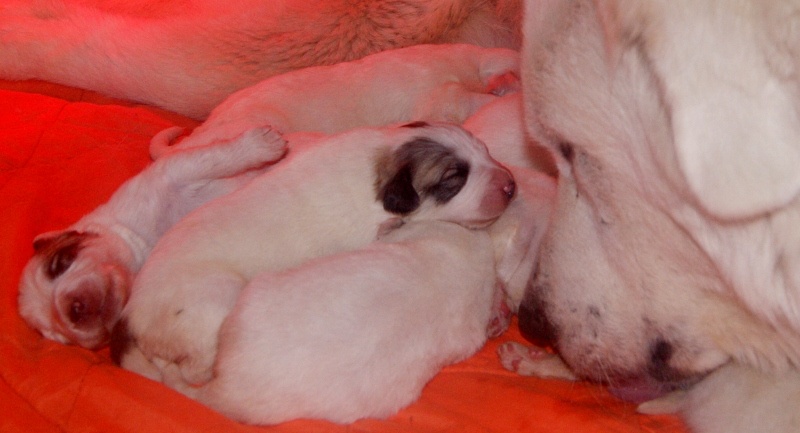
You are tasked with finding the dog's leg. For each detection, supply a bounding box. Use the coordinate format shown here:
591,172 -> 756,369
497,341 -> 577,380
487,282 -> 513,338
152,127 -> 286,184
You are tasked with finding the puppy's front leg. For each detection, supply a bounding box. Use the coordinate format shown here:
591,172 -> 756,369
150,127 -> 287,182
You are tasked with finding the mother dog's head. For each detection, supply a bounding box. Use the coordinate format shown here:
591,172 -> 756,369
518,0 -> 800,400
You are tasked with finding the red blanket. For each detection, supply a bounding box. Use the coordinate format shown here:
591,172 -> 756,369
0,80 -> 689,433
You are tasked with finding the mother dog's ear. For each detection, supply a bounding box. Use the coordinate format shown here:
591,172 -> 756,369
601,0 -> 800,219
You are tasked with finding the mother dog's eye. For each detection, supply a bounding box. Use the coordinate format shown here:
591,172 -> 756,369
557,141 -> 575,163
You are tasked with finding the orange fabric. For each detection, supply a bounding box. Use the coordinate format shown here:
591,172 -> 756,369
0,80 -> 689,433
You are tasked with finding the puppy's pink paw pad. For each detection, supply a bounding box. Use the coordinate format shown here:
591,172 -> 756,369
497,341 -> 576,380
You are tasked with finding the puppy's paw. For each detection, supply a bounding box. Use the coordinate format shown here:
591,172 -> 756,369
486,286 -> 512,338
149,126 -> 187,160
177,353 -> 215,387
497,341 -> 577,380
237,126 -> 288,164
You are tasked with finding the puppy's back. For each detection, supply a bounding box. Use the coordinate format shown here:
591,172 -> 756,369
189,220 -> 497,425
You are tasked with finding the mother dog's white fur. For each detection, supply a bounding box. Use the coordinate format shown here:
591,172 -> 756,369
0,0 -> 521,118
149,44 -> 520,157
511,0 -> 800,432
113,122 -> 515,386
161,220 -> 507,425
17,127 -> 286,348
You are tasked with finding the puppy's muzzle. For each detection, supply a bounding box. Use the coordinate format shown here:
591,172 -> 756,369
485,168 -> 516,211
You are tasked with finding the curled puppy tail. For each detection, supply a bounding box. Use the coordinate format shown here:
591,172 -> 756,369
149,126 -> 186,160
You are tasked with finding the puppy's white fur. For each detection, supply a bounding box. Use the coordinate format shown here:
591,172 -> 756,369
149,43 -> 520,157
17,128 -> 286,348
462,93 -> 555,175
164,167 -> 555,425
514,1 -> 800,431
113,123 -> 515,386
164,220 -> 506,425
0,0 -> 521,118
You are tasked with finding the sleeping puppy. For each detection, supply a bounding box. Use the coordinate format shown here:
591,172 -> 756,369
511,1 -> 800,431
18,43 -> 520,350
158,219 -> 508,425
149,43 -> 520,157
462,93 -> 555,175
17,128 -> 286,349
112,122 -> 516,386
0,0 -> 521,118
158,166 -> 555,425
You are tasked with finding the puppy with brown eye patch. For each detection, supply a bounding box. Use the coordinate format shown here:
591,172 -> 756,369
112,122 -> 515,387
17,128 -> 287,349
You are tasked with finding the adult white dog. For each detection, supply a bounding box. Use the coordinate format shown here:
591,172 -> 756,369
112,122 -> 516,386
509,1 -> 800,432
17,128 -> 286,349
0,0 -> 521,118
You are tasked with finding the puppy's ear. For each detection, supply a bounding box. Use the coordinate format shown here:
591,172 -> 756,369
379,163 -> 420,214
32,230 -> 76,252
634,2 -> 800,218
32,230 -> 94,279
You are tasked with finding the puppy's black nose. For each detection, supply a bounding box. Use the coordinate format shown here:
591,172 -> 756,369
517,289 -> 557,348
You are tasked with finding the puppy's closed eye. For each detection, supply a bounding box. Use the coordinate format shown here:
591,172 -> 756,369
427,162 -> 469,203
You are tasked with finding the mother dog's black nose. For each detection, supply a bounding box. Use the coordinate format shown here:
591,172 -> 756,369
517,290 -> 557,348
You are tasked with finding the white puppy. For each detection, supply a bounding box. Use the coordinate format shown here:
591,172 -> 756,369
510,1 -> 800,432
112,122 -> 516,386
162,166 -> 556,425
17,128 -> 286,349
163,220 -> 508,425
462,93 -> 555,175
149,43 -> 520,156
0,0 -> 521,118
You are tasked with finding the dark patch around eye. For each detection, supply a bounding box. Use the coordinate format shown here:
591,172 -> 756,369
426,161 -> 469,203
47,242 -> 82,279
33,230 -> 94,280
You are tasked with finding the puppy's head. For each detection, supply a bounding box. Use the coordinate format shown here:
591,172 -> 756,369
18,229 -> 133,349
375,122 -> 516,228
518,0 -> 800,402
